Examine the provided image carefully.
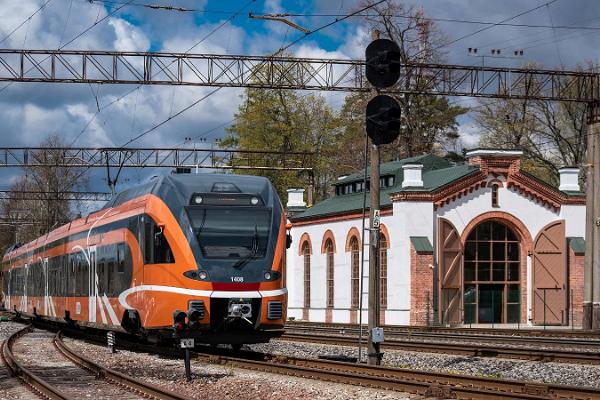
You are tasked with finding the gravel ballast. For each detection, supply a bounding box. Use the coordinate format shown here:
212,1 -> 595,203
66,338 -> 413,400
251,339 -> 600,389
0,320 -> 38,400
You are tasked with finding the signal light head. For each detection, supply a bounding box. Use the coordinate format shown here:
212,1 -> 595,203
365,38 -> 401,88
173,309 -> 187,331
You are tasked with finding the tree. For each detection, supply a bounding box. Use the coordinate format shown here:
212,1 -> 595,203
0,134 -> 90,252
223,88 -> 341,202
476,65 -> 590,185
336,0 -> 467,172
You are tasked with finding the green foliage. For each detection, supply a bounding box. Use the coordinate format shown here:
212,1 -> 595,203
222,88 -> 341,202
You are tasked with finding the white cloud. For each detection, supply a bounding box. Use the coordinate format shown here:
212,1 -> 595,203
108,19 -> 150,52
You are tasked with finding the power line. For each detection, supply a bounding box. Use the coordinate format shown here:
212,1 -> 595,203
0,0 -> 54,46
433,0 -> 560,52
264,11 -> 600,31
277,0 -> 386,54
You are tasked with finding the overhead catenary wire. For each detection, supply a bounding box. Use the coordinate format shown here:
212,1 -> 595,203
122,1 -> 387,147
0,0 -> 54,45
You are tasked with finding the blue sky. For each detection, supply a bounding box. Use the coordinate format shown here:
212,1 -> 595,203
0,0 -> 599,205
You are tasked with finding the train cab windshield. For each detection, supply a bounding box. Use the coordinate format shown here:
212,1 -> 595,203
186,207 -> 271,260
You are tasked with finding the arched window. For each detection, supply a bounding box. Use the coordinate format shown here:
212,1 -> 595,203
380,234 -> 388,309
464,220 -> 520,324
302,241 -> 311,308
325,239 -> 334,308
491,184 -> 499,207
350,236 -> 360,309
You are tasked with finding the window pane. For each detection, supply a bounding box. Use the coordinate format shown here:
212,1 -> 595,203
464,284 -> 476,303
464,242 -> 476,260
492,223 -> 506,240
507,263 -> 519,281
464,262 -> 475,281
492,263 -> 505,281
507,304 -> 520,323
492,242 -> 505,261
478,262 -> 490,281
478,242 -> 490,260
508,284 -> 520,303
465,303 -> 476,324
477,222 -> 492,241
507,243 -> 519,260
506,228 -> 517,241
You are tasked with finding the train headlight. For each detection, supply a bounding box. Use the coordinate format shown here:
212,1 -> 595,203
264,271 -> 272,280
250,196 -> 259,205
198,270 -> 208,280
194,195 -> 203,204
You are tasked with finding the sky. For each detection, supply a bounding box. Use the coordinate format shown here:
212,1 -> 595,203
1,0 -> 600,200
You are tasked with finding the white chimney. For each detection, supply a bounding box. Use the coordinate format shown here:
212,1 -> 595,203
286,188 -> 306,208
402,163 -> 424,188
558,167 -> 580,192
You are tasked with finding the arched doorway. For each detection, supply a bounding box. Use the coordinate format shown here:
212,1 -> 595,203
463,221 -> 521,324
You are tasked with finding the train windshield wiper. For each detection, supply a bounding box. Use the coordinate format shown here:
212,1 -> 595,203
231,225 -> 259,269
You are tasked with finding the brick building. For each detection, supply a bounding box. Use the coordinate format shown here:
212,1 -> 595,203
286,149 -> 587,326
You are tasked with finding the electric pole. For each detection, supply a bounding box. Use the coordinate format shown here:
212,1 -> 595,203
584,101 -> 600,331
365,32 -> 401,365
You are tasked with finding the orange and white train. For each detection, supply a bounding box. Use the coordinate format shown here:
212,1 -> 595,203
0,173 -> 288,345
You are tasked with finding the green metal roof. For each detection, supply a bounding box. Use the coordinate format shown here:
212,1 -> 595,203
410,236 -> 433,253
567,237 -> 586,254
292,155 -> 477,221
291,153 -> 584,222
334,154 -> 452,186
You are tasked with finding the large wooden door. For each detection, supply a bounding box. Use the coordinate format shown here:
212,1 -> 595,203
532,221 -> 566,325
438,219 -> 462,325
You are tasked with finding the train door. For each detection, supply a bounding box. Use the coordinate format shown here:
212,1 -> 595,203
43,258 -> 48,316
23,263 -> 28,313
88,246 -> 97,323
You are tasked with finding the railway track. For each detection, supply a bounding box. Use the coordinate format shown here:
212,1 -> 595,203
1,325 -> 191,400
7,319 -> 600,399
286,320 -> 600,340
282,331 -> 600,365
60,329 -> 600,400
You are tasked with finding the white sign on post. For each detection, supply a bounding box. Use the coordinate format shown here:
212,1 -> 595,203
180,338 -> 195,349
372,209 -> 381,228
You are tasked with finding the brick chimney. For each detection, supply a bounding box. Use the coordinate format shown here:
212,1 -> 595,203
558,167 -> 580,191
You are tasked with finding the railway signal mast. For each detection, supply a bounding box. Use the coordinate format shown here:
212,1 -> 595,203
365,33 -> 401,365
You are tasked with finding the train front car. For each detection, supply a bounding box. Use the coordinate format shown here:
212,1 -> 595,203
129,174 -> 288,345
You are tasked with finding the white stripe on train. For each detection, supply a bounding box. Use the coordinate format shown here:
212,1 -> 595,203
118,285 -> 288,310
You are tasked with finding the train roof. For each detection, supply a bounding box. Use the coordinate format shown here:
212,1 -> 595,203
2,173 -> 276,261
103,173 -> 276,210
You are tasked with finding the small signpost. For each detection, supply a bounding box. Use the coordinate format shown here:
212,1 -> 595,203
180,338 -> 194,382
107,331 -> 116,353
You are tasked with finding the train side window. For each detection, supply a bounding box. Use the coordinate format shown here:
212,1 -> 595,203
117,244 -> 126,274
107,245 -> 116,295
143,219 -> 174,264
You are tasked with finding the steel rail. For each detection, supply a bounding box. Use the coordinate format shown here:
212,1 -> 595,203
195,349 -> 600,399
16,319 -> 600,400
286,320 -> 600,339
1,325 -> 68,400
54,332 -> 193,400
282,332 -> 600,365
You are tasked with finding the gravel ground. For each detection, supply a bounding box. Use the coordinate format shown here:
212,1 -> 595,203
251,339 -> 600,389
66,338 -> 414,400
0,321 -> 38,400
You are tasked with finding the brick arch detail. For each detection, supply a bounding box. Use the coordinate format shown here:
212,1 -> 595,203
345,227 -> 361,252
460,211 -> 533,251
297,232 -> 313,256
459,211 -> 533,324
321,229 -> 337,253
487,178 -> 504,188
379,223 -> 390,247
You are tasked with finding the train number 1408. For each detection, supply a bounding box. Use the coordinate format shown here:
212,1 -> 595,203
231,276 -> 244,283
